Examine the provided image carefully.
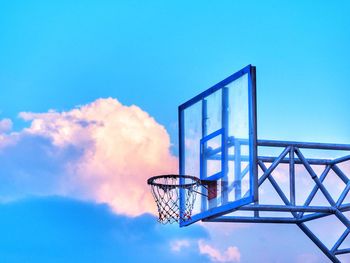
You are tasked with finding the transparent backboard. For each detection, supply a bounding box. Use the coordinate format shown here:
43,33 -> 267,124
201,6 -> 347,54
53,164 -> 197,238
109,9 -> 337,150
179,65 -> 257,226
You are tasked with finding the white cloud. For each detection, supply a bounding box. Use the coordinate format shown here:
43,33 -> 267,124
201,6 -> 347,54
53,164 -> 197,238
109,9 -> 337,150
0,98 -> 177,216
0,118 -> 12,133
170,239 -> 191,252
0,197 -> 209,263
198,240 -> 240,263
1,98 -> 349,262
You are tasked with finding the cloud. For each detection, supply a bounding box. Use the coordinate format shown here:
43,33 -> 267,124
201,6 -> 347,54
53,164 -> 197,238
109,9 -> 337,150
0,98 -> 177,216
0,118 -> 12,133
0,118 -> 13,147
170,239 -> 191,252
0,196 -> 209,263
198,240 -> 240,263
201,222 -> 334,263
1,98 -> 349,262
5,195 -> 331,263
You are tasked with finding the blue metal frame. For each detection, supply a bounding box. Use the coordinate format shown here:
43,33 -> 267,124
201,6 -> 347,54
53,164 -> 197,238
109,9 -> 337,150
179,65 -> 253,111
205,140 -> 350,262
179,65 -> 257,226
200,128 -> 224,181
177,65 -> 350,262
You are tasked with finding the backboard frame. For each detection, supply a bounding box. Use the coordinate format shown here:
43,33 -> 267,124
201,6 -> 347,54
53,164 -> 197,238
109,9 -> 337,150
178,64 -> 258,227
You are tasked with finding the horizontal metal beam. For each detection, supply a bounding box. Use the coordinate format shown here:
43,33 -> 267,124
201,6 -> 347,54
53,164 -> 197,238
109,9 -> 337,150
299,213 -> 333,223
332,155 -> 350,164
258,156 -> 332,165
335,248 -> 350,255
257,139 -> 350,151
205,138 -> 350,158
208,154 -> 335,165
228,138 -> 350,150
339,204 -> 350,212
206,216 -> 298,224
238,204 -> 335,213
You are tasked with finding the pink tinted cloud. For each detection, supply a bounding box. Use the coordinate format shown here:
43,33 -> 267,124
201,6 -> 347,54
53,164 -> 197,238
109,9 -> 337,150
3,98 -> 350,262
198,240 -> 241,263
0,118 -> 12,133
7,98 -> 177,216
170,239 -> 191,252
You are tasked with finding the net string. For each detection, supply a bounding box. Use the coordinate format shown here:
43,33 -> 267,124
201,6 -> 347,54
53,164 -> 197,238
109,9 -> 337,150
149,176 -> 200,224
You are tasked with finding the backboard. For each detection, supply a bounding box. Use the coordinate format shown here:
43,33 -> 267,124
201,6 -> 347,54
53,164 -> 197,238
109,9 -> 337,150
179,65 -> 258,226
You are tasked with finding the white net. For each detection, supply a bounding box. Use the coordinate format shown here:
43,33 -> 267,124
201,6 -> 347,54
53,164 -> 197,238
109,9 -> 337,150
148,175 -> 200,224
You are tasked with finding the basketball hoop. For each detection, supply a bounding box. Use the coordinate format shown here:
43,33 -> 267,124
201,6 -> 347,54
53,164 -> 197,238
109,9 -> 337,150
147,174 -> 215,224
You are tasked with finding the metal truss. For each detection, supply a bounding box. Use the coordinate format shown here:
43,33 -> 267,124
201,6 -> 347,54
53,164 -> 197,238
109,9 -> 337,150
206,139 -> 350,262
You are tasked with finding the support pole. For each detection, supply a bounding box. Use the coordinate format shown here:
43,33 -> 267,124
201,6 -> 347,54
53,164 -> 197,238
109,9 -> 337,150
222,87 -> 229,204
201,99 -> 208,211
290,147 -> 295,205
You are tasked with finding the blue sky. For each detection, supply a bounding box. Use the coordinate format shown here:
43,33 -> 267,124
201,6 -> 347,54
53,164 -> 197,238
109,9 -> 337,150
1,0 -> 349,142
0,1 -> 350,262
0,197 -> 208,263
